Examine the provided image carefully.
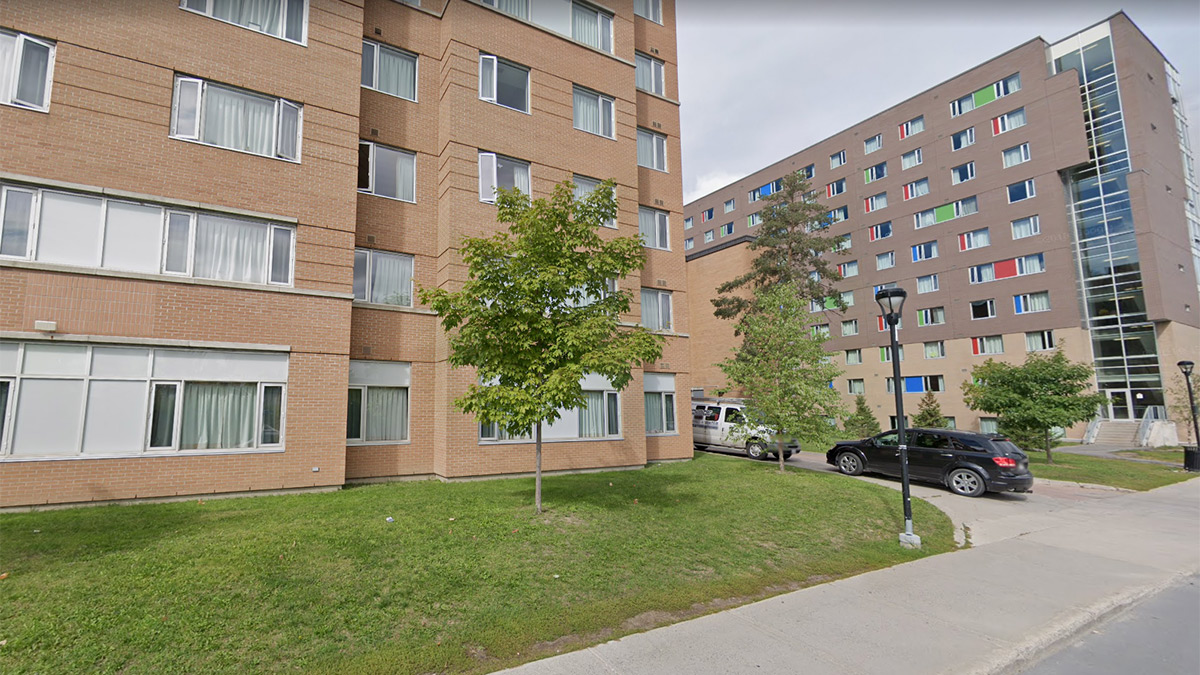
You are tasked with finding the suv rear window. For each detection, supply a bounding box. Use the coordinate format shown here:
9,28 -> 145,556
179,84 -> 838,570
990,439 -> 1024,455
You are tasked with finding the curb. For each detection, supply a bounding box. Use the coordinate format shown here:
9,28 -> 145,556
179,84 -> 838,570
966,569 -> 1198,675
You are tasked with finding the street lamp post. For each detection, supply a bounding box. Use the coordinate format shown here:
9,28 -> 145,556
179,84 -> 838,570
876,287 -> 920,549
1178,361 -> 1199,473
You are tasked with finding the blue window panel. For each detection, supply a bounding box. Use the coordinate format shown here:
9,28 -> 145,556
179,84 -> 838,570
760,182 -> 774,197
1014,295 -> 1024,314
904,376 -> 925,393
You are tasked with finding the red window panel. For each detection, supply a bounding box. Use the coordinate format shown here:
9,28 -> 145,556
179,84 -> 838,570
877,315 -> 887,331
994,258 -> 1019,279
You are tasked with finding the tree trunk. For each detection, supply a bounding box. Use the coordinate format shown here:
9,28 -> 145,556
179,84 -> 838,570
535,421 -> 543,514
1044,428 -> 1054,465
776,438 -> 786,473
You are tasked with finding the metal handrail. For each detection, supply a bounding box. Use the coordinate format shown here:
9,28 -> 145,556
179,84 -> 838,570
1083,418 -> 1102,444
1135,406 -> 1168,447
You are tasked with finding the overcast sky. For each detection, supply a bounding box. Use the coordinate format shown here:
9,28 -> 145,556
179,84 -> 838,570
677,0 -> 1200,204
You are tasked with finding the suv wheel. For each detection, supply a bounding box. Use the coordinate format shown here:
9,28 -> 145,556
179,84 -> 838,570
746,441 -> 767,460
836,451 -> 864,476
947,468 -> 986,497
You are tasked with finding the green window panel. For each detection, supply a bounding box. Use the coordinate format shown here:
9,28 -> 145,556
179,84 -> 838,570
864,169 -> 872,183
972,85 -> 997,107
934,203 -> 956,223
824,296 -> 838,309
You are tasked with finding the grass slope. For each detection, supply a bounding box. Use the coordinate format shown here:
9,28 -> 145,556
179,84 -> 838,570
1030,451 -> 1196,491
0,453 -> 953,674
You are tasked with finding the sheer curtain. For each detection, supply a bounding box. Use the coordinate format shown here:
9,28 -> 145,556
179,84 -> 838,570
1023,254 -> 1045,274
635,55 -> 652,92
579,391 -> 605,437
638,208 -> 655,246
366,387 -> 408,441
496,0 -> 528,19
640,289 -> 660,329
511,163 -> 530,195
975,265 -> 995,283
1028,293 -> 1051,312
194,214 -> 269,283
0,33 -> 16,102
370,252 -> 412,306
180,382 -> 256,450
213,0 -> 281,36
374,145 -> 415,201
572,5 -> 600,49
202,85 -> 275,156
573,89 -> 599,134
644,393 -> 664,434
378,48 -> 416,100
637,131 -> 654,167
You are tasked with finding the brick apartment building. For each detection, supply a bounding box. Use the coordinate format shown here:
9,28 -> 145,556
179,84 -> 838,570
0,0 -> 690,508
685,13 -> 1199,438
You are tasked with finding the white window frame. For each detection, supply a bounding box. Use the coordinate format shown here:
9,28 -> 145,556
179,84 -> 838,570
0,185 -> 36,259
719,222 -> 734,237
951,161 -> 976,185
960,227 -> 990,251
358,141 -> 417,203
635,51 -> 665,96
841,319 -> 859,336
477,151 -> 530,203
1026,330 -> 1054,352
993,107 -> 1027,136
901,149 -> 922,171
917,273 -> 939,294
180,0 -> 309,44
644,391 -> 675,435
353,248 -> 415,307
839,260 -> 858,278
1008,179 -> 1036,203
1015,291 -> 1051,314
827,179 -> 846,197
951,127 -> 975,151
1003,142 -> 1032,168
864,134 -> 883,155
0,29 -> 56,111
899,115 -> 924,139
346,384 -> 410,445
572,2 -> 614,53
481,0 -> 529,19
865,192 -> 887,213
683,217 -> 693,230
724,198 -> 735,213
478,54 -> 530,114
634,0 -> 662,24
361,39 -> 418,102
1011,215 -> 1041,240
641,288 -> 673,332
876,251 -> 896,270
684,237 -> 693,250
918,307 -> 946,326
904,178 -> 929,201
637,128 -> 668,172
845,349 -> 862,365
572,86 -> 615,139
638,206 -> 670,250
865,162 -> 887,183
924,341 -> 945,359
847,379 -> 865,395
974,335 -> 1004,355
970,299 -> 996,320
170,75 -> 303,162
703,229 -> 714,243
830,150 -> 846,169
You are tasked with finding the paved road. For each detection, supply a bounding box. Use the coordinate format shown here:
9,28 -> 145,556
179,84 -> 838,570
1019,574 -> 1200,675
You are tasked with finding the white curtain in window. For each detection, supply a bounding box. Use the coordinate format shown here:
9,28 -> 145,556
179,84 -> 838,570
1027,292 -> 1051,312
202,84 -> 275,156
975,265 -> 995,283
1024,254 -> 1045,274
0,33 -> 15,102
579,391 -> 605,437
925,343 -> 941,359
573,89 -> 599,134
180,382 -> 256,450
635,54 -> 653,92
374,145 -> 415,201
917,275 -> 937,294
644,392 -> 664,433
572,5 -> 600,49
194,214 -> 269,283
511,162 -> 530,195
283,0 -> 305,41
370,252 -> 412,306
640,289 -> 660,329
1012,217 -> 1038,239
495,0 -> 528,18
637,130 -> 654,167
366,386 -> 408,441
213,0 -> 281,36
378,48 -> 416,100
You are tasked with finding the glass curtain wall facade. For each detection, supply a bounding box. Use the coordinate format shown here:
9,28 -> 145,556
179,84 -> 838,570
1053,28 -> 1161,419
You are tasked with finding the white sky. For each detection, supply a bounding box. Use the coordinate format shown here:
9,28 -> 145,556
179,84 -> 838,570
677,0 -> 1200,204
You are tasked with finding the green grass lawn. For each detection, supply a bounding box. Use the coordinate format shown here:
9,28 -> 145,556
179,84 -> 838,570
1030,450 -> 1196,491
0,453 -> 953,674
1115,448 -> 1189,464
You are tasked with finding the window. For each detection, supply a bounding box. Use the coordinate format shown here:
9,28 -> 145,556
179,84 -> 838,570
724,198 -> 735,213
637,128 -> 668,171
899,116 -> 924,139
950,73 -> 1020,117
361,40 -> 417,101
951,162 -> 976,185
916,196 -> 978,228
573,86 -> 615,138
865,162 -> 887,184
812,323 -> 830,338
0,29 -> 55,110
171,76 -> 302,161
830,150 -> 846,169
748,212 -> 763,227
951,128 -> 975,151
911,241 -> 938,262
1012,215 -> 1040,239
829,206 -> 848,223
972,335 -> 1004,355
719,222 -> 734,237
969,263 -> 994,284
347,360 -> 410,443
479,54 -> 529,113
876,251 -> 895,270
634,0 -> 662,23
887,375 -> 945,394
641,289 -> 672,331
873,282 -> 897,294
876,315 -> 903,332
826,178 -> 846,198
572,175 -> 615,228
0,342 -> 288,457
799,164 -> 815,179
684,237 -> 694,250
353,249 -> 414,307
840,290 -> 855,306
359,141 -> 416,202
1007,179 -> 1035,203
916,273 -> 939,294
478,152 -> 530,202
700,207 -> 713,222
841,319 -> 859,336
1003,143 -> 1031,168
481,0 -> 528,19
896,152 -> 922,176
903,178 -> 929,200
635,52 -> 665,95
845,349 -> 862,365
638,207 -> 670,250
578,390 -> 620,438
181,0 -> 306,43
704,230 -> 714,243
970,299 -> 996,319
916,306 -> 945,326
980,417 -> 999,434
572,3 -> 613,53
838,260 -> 858,277
1014,291 -> 1051,314
835,233 -> 851,251
0,184 -> 294,285
748,179 -> 783,202
880,345 -> 905,362
959,228 -> 990,251
924,341 -> 945,359
683,217 -> 693,230
644,382 -> 676,435
864,134 -> 882,155
1026,330 -> 1054,352
864,193 -> 887,213
992,108 -> 1027,135
848,379 -> 865,395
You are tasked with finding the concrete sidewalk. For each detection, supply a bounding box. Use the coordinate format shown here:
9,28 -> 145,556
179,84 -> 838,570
496,477 -> 1200,675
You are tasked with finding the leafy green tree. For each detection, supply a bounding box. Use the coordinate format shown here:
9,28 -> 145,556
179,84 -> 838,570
719,284 -> 845,472
911,391 -> 948,429
843,395 -> 882,439
420,181 -> 664,512
712,172 -> 844,326
962,349 -> 1106,464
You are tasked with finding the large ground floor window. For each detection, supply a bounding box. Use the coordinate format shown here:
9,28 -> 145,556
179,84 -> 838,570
347,360 -> 410,444
644,373 -> 677,435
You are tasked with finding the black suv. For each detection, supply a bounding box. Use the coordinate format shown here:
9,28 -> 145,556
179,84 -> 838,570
825,428 -> 1034,497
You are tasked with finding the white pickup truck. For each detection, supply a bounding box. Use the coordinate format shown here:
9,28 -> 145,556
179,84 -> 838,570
691,397 -> 799,460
